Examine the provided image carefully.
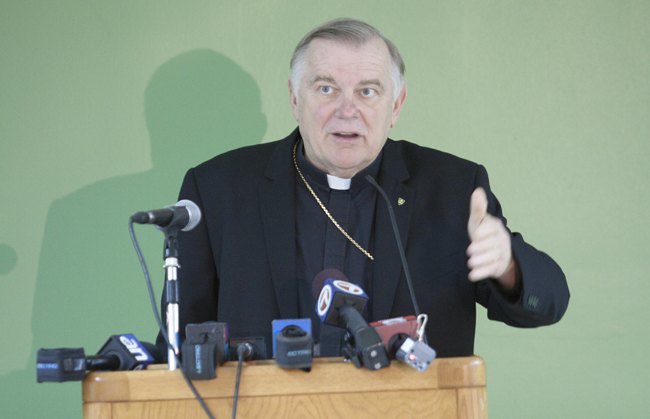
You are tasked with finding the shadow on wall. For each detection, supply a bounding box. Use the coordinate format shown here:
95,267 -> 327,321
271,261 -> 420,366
0,244 -> 18,275
0,49 -> 266,418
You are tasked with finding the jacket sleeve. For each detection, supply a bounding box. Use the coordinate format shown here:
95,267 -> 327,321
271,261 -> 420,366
473,165 -> 570,327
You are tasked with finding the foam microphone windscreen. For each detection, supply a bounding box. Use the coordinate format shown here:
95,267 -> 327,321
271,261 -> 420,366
312,268 -> 348,298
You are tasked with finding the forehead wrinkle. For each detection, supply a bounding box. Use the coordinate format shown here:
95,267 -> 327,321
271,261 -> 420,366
300,39 -> 397,97
308,41 -> 388,69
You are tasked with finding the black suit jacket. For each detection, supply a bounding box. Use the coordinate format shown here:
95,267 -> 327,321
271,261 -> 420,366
166,129 -> 569,358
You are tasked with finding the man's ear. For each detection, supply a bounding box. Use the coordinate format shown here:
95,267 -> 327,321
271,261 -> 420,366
288,79 -> 299,122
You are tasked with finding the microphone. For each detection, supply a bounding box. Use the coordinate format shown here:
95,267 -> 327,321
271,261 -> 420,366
181,322 -> 229,380
130,200 -> 202,370
37,334 -> 160,382
371,316 -> 436,372
130,199 -> 202,232
272,319 -> 313,370
314,269 -> 389,370
388,333 -> 436,372
312,268 -> 348,300
365,175 -> 426,341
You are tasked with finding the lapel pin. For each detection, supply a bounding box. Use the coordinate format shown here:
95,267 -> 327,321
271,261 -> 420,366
397,197 -> 406,206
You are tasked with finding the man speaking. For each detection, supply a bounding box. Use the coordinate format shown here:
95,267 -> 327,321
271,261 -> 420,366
160,18 -> 569,358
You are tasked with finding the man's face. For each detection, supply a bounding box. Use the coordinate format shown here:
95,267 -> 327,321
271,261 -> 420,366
289,37 -> 407,178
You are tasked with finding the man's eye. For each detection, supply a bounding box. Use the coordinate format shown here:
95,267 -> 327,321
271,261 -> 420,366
361,88 -> 377,97
319,85 -> 333,94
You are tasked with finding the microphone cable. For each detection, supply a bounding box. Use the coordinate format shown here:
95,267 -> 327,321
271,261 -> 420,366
129,220 -> 216,419
232,342 -> 254,419
365,175 -> 427,344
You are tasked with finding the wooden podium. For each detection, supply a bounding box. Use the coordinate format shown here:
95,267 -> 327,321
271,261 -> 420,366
83,356 -> 487,418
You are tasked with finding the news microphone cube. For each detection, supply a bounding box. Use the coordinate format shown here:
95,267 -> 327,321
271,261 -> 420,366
275,325 -> 313,370
98,334 -> 155,370
272,319 -> 311,357
316,279 -> 368,327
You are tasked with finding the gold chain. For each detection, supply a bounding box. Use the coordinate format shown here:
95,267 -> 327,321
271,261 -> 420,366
292,142 -> 374,261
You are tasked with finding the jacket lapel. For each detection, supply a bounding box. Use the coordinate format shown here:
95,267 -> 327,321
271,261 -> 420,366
371,140 -> 415,321
259,133 -> 300,319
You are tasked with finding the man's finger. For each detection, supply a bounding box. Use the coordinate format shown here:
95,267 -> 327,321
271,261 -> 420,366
468,265 -> 497,282
467,247 -> 501,270
468,187 -> 488,236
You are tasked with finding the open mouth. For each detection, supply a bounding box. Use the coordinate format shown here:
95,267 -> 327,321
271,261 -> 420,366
332,132 -> 361,139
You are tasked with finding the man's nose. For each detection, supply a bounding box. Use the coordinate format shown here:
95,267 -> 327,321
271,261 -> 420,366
335,93 -> 360,119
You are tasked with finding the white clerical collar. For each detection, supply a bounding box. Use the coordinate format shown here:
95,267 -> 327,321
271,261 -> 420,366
326,174 -> 352,191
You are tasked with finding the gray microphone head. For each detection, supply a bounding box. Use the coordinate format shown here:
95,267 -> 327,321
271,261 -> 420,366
176,199 -> 202,231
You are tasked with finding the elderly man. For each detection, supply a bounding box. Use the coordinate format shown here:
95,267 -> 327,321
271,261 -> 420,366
163,18 -> 569,358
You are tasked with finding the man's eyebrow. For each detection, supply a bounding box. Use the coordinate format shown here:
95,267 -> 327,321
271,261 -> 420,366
308,76 -> 385,91
359,79 -> 384,90
309,75 -> 336,86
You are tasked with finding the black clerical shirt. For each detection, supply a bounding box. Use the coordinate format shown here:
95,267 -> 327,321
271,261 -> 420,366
294,140 -> 382,356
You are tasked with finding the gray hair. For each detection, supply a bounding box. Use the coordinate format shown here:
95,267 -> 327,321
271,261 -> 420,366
290,18 -> 405,100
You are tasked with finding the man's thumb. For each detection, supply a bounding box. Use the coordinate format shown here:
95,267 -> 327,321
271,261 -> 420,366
468,187 -> 488,235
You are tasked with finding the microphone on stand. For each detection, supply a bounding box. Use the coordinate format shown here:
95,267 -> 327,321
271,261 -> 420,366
129,200 -> 217,419
130,199 -> 202,370
130,199 -> 202,232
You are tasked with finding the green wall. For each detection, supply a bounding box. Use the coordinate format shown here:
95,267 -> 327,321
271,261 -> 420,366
1,1 -> 648,417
